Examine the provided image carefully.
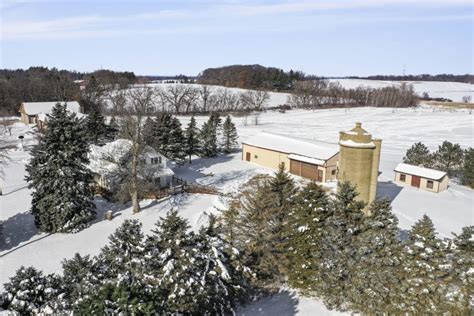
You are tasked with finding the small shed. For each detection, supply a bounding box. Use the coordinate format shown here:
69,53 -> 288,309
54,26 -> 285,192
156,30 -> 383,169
19,101 -> 82,125
394,163 -> 449,193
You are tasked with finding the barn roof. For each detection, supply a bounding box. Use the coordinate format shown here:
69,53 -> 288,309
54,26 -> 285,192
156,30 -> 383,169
21,101 -> 81,115
242,132 -> 339,161
394,163 -> 447,181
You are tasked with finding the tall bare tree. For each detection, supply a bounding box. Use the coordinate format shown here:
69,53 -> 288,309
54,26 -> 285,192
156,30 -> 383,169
120,87 -> 155,213
240,90 -> 269,111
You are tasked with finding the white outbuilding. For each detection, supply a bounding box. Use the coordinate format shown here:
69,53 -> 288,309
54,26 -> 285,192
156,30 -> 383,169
394,163 -> 449,193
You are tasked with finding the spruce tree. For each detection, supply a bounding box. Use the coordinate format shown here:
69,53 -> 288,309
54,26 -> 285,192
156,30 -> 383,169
222,115 -> 238,153
285,181 -> 331,295
61,253 -> 97,309
349,199 -> 403,314
317,182 -> 365,310
157,113 -> 173,156
461,147 -> 474,188
403,142 -> 433,167
184,115 -> 200,163
84,108 -> 109,146
434,141 -> 464,176
25,103 -> 96,233
144,210 -> 200,313
448,226 -> 473,313
1,266 -> 64,314
142,116 -> 156,148
168,116 -> 186,164
199,118 -> 218,158
399,215 -> 451,314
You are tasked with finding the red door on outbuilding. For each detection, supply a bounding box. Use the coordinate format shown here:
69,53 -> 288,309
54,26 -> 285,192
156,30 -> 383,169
411,176 -> 421,188
246,152 -> 251,161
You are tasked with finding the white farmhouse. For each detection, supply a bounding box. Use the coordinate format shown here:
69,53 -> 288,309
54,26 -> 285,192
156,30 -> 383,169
88,139 -> 174,191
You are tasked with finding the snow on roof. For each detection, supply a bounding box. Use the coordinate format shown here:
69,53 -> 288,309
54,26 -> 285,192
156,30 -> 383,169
22,101 -> 81,115
339,139 -> 376,148
394,163 -> 447,180
243,132 -> 339,161
288,154 -> 326,166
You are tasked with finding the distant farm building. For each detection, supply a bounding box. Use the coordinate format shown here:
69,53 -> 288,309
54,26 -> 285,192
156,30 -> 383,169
19,101 -> 82,128
242,132 -> 339,182
338,122 -> 382,207
394,163 -> 448,193
88,139 -> 174,191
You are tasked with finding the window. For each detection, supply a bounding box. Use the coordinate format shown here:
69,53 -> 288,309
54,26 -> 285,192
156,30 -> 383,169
254,155 -> 258,159
331,169 -> 336,176
159,157 -> 162,164
426,180 -> 434,189
399,174 -> 406,182
151,157 -> 159,165
140,159 -> 146,165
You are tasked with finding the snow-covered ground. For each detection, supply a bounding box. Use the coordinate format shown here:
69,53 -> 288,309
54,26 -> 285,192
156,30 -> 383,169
330,79 -> 474,103
1,105 -> 473,314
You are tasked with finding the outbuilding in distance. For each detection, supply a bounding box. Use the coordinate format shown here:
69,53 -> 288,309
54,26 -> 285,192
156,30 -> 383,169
394,162 -> 449,193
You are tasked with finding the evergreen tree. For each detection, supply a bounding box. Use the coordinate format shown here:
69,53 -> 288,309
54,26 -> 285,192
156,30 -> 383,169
285,181 -> 331,295
434,141 -> 464,176
142,116 -> 155,148
399,215 -> 451,314
222,115 -> 238,153
61,253 -> 97,309
349,199 -> 403,314
184,115 -> 200,163
193,217 -> 248,314
403,142 -> 433,167
167,117 -> 186,164
199,118 -> 218,157
461,147 -> 474,188
268,162 -> 298,208
317,182 -> 366,310
144,210 -> 200,313
448,226 -> 473,313
25,103 -> 96,233
157,113 -> 173,156
1,266 -> 64,314
84,108 -> 109,146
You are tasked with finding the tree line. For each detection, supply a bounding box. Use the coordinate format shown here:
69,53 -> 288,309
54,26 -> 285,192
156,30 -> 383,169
349,74 -> 474,83
403,141 -> 473,187
289,79 -> 419,108
197,64 -> 304,91
0,67 -> 137,115
2,164 -> 472,314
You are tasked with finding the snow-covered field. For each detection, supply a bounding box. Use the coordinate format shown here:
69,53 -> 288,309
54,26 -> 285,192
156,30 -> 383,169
330,79 -> 474,103
1,105 -> 473,315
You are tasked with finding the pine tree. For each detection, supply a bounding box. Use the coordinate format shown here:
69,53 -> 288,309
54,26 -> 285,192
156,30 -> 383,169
222,115 -> 238,153
25,103 -> 96,233
142,116 -> 156,148
285,181 -> 331,295
61,253 -> 97,309
157,113 -> 173,156
167,116 -> 186,164
144,210 -> 200,313
349,199 -> 403,314
193,217 -> 248,314
84,108 -> 109,146
403,142 -> 433,167
399,215 -> 451,313
1,266 -> 64,314
184,116 -> 200,163
461,147 -> 474,188
448,226 -> 473,313
268,162 -> 298,208
98,219 -> 145,279
317,182 -> 365,310
434,141 -> 464,176
199,118 -> 218,158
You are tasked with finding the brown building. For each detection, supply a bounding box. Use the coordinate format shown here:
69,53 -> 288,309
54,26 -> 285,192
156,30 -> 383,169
394,163 -> 449,193
242,132 -> 339,182
19,101 -> 82,126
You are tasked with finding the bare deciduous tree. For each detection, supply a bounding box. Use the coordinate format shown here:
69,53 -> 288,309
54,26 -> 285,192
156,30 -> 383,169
240,90 -> 270,111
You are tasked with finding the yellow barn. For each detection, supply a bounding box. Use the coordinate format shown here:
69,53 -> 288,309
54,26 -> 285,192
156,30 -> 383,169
242,132 -> 339,182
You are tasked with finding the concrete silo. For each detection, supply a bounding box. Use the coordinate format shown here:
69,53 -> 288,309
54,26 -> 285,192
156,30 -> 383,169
338,122 -> 382,210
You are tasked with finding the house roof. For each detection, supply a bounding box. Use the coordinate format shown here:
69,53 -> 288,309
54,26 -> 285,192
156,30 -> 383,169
394,163 -> 447,181
242,132 -> 339,161
21,101 -> 81,115
88,139 -> 173,178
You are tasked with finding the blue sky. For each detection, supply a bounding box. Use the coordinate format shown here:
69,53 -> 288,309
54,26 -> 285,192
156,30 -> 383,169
0,0 -> 472,76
